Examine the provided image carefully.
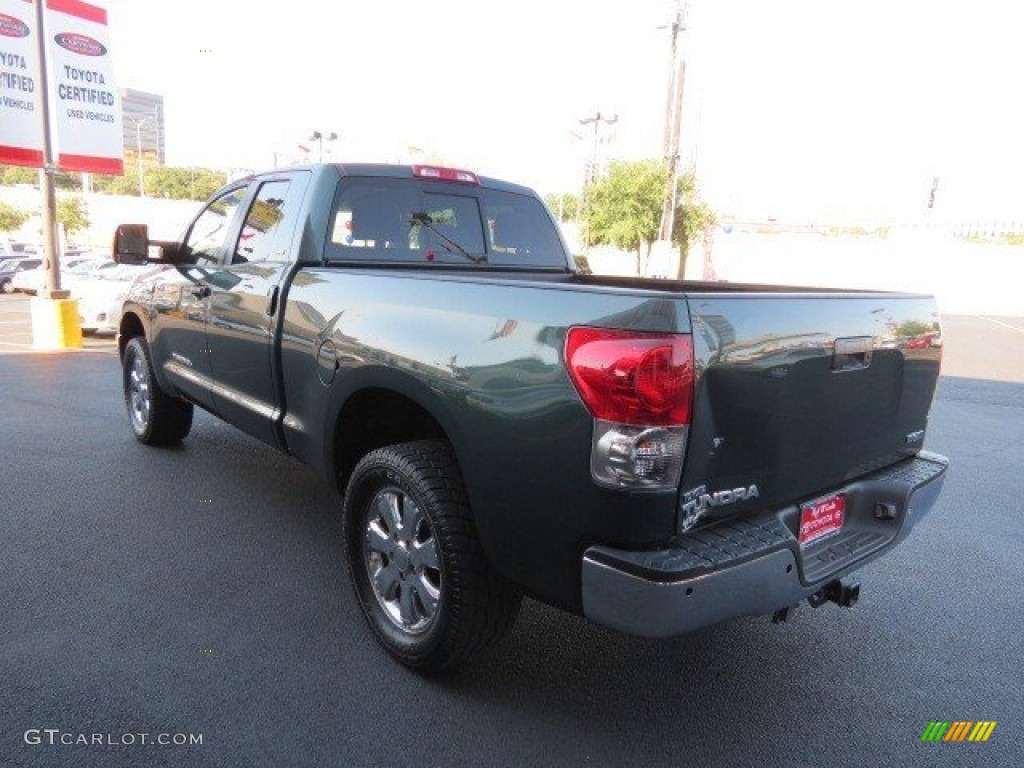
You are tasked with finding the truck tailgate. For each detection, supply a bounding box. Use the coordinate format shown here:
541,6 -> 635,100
681,293 -> 942,527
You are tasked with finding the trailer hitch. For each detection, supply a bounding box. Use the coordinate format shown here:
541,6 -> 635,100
808,577 -> 861,609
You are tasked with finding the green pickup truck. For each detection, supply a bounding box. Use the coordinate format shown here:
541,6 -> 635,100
114,163 -> 948,670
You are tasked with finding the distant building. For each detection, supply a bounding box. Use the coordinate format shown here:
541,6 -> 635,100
120,88 -> 165,165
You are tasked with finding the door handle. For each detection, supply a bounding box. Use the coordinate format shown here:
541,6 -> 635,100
191,284 -> 211,299
833,336 -> 873,371
266,284 -> 280,316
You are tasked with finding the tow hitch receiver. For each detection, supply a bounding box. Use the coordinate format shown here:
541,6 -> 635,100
808,577 -> 861,609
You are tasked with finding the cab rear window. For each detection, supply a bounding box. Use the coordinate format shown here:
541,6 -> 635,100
326,178 -> 566,268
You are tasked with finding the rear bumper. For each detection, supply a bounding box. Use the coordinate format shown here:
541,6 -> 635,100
581,452 -> 948,638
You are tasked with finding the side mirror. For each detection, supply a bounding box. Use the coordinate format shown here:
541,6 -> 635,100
113,224 -> 150,265
113,224 -> 183,265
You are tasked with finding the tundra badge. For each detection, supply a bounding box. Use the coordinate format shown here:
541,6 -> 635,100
680,483 -> 760,532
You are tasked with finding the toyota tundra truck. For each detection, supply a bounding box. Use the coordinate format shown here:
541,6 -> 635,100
113,163 -> 948,670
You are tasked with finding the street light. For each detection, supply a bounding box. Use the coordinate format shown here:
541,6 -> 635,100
576,112 -> 618,252
578,112 -> 618,184
309,131 -> 338,162
124,114 -> 154,197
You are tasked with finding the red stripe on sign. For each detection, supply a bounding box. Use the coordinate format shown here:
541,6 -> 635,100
58,153 -> 122,174
46,0 -> 107,24
0,145 -> 44,168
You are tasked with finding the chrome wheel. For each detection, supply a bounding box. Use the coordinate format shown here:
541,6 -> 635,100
127,350 -> 151,434
364,487 -> 442,635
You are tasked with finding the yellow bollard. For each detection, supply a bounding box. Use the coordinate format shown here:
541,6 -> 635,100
30,297 -> 83,350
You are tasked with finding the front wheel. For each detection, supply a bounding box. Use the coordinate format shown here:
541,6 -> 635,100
0,279 -> 13,294
343,440 -> 521,671
122,336 -> 193,445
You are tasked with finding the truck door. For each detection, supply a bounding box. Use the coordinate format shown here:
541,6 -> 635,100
203,172 -> 310,447
151,184 -> 249,410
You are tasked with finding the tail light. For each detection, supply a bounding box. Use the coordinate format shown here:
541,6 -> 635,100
565,327 -> 694,490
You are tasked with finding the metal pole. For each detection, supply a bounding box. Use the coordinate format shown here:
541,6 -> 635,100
34,0 -> 63,297
126,115 -> 153,196
136,121 -> 144,195
658,0 -> 688,243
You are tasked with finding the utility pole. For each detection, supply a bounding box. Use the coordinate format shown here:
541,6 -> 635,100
658,0 -> 688,243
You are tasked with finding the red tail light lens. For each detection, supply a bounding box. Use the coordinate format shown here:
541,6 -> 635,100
565,327 -> 694,426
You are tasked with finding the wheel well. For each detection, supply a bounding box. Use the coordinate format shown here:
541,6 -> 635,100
334,389 -> 447,491
118,312 -> 144,358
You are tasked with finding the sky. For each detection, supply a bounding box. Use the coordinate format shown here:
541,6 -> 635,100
99,0 -> 1024,222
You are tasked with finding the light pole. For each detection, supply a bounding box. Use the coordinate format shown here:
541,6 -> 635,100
309,131 -> 338,162
124,114 -> 154,197
576,113 -> 618,252
577,112 -> 618,184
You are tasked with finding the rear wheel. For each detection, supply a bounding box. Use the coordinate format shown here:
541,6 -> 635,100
122,336 -> 193,445
0,279 -> 13,294
343,440 -> 521,671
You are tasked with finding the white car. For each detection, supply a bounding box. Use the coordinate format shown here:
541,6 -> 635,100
74,263 -> 163,335
9,254 -> 102,295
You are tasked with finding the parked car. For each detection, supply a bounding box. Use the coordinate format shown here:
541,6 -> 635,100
0,258 -> 42,293
74,263 -> 162,335
9,253 -> 98,295
112,163 -> 948,671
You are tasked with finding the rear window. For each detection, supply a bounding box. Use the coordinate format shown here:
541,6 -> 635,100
326,178 -> 566,269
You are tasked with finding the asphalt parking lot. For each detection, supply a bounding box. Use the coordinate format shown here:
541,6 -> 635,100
1,294 -> 1022,767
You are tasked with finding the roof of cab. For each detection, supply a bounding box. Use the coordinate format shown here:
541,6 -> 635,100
253,163 -> 537,197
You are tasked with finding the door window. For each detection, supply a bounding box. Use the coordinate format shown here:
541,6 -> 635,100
183,187 -> 248,265
232,180 -> 293,264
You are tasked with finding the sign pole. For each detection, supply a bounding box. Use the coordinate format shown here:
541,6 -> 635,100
33,0 -> 65,299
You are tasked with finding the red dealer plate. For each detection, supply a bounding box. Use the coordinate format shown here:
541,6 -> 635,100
798,493 -> 845,545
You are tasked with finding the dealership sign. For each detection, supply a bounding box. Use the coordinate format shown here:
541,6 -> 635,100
0,0 -> 122,174
0,1 -> 44,167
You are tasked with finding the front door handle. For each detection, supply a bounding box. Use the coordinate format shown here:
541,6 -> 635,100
191,284 -> 211,299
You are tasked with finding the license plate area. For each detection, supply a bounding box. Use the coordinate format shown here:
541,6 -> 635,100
799,493 -> 845,546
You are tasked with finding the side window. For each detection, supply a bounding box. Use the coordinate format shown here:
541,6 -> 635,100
183,187 -> 248,265
233,180 -> 293,264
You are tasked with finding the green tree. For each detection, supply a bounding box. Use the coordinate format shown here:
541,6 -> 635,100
0,200 -> 30,233
582,159 -> 715,278
145,166 -> 227,201
671,169 -> 717,279
542,192 -> 579,222
582,159 -> 665,272
57,196 -> 89,236
91,157 -> 226,201
0,164 -> 37,186
1,164 -> 83,190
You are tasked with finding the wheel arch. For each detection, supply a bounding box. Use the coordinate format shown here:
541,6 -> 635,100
118,309 -> 145,359
330,385 -> 458,494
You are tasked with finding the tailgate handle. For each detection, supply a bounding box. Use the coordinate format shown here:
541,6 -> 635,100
833,336 -> 873,371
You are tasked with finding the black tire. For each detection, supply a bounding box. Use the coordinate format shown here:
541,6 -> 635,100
0,279 -> 13,294
343,440 -> 521,671
122,336 -> 193,445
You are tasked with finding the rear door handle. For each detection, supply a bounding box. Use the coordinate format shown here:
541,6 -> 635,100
191,284 -> 211,299
833,336 -> 873,371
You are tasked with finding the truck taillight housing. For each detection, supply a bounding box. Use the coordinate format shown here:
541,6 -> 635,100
565,327 -> 694,490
